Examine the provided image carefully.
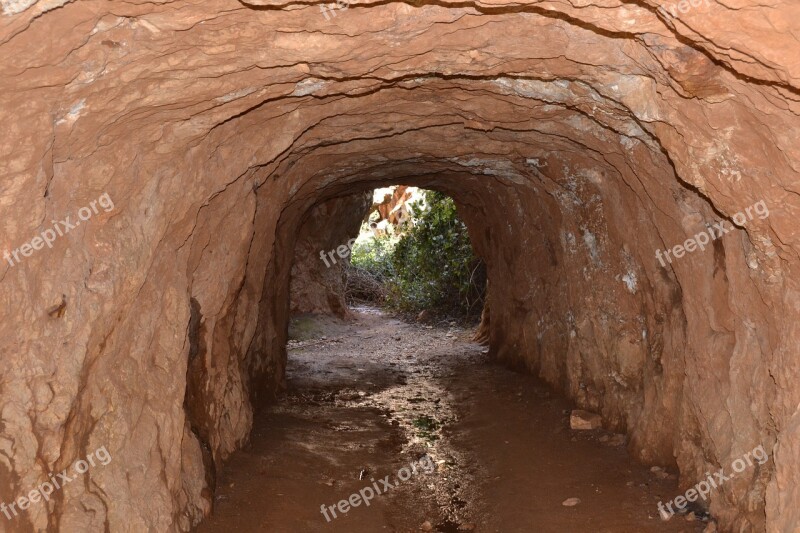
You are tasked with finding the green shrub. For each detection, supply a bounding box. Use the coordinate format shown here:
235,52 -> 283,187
346,230 -> 397,303
349,230 -> 397,282
348,190 -> 485,318
389,190 -> 485,316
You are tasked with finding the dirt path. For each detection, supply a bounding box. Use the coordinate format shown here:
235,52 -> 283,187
195,308 -> 706,533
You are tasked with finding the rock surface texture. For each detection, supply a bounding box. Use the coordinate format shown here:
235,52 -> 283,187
0,0 -> 798,532
289,192 -> 371,317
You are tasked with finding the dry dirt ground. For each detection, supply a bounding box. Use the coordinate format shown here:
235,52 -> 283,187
195,307 -> 708,533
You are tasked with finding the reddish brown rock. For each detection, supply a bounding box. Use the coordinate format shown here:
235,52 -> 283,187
0,0 -> 797,532
289,192 -> 371,317
570,410 -> 603,431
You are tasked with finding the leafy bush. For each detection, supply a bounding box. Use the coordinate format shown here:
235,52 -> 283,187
349,231 -> 397,282
349,190 -> 485,318
389,191 -> 485,316
346,232 -> 397,303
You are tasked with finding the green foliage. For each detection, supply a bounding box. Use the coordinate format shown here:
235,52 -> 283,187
389,191 -> 484,316
412,415 -> 440,442
350,230 -> 397,282
350,190 -> 485,318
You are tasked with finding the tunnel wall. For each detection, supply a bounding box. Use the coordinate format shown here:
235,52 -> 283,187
1,1 -> 799,531
289,191 -> 372,318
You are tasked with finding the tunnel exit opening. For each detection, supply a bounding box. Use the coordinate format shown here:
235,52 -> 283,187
289,185 -> 487,326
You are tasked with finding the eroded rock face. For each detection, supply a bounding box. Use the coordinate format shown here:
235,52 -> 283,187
0,0 -> 798,531
289,192 -> 371,317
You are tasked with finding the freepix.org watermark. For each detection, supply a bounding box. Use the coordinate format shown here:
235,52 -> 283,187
319,237 -> 357,268
657,444 -> 768,520
655,200 -> 769,267
320,0 -> 350,20
3,192 -> 115,268
1,446 -> 112,521
657,0 -> 711,19
320,455 -> 435,522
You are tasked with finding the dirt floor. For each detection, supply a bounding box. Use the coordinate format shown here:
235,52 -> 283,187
195,307 -> 709,533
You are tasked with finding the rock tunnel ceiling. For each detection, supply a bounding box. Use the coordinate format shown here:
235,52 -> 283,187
0,0 -> 798,531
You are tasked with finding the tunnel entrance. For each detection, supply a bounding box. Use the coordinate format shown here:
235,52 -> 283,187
194,186 -> 705,532
289,186 -> 487,324
3,0 -> 792,529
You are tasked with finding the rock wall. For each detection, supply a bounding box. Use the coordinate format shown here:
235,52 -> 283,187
289,192 -> 371,317
0,0 -> 798,531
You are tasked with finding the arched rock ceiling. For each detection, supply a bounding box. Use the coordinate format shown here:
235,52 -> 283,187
1,1 -> 798,532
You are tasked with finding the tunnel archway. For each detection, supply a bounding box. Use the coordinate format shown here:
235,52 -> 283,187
205,111 -> 773,530
0,1 -> 795,531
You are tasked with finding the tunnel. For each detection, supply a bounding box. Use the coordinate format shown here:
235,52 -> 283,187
0,0 -> 797,531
